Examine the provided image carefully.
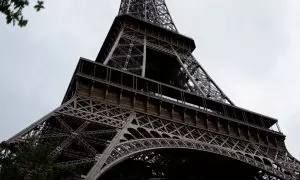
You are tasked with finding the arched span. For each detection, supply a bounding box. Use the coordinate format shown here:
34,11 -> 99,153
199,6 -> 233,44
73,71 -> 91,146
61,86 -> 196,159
98,138 -> 287,179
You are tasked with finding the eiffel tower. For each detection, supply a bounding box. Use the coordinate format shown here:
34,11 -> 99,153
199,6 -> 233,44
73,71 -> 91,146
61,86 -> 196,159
4,0 -> 299,179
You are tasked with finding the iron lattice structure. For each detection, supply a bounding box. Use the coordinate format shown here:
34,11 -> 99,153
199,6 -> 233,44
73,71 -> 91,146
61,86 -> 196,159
4,0 -> 300,180
110,0 -> 234,104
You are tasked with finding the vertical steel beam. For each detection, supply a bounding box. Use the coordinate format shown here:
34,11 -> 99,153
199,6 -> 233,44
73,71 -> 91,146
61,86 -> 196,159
144,0 -> 148,20
126,0 -> 132,13
142,36 -> 147,77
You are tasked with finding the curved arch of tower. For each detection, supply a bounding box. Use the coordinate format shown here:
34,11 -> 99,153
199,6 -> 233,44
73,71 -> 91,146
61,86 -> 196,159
5,0 -> 299,180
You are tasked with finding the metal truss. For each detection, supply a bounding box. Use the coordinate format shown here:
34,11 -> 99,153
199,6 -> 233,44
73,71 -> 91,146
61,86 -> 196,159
129,113 -> 300,175
103,26 -> 234,104
6,96 -> 133,172
6,95 -> 299,179
78,96 -> 297,179
57,96 -> 131,128
259,146 -> 300,173
103,113 -> 295,179
119,0 -> 177,32
103,138 -> 286,179
116,0 -> 234,104
183,53 -> 234,104
103,29 -> 145,76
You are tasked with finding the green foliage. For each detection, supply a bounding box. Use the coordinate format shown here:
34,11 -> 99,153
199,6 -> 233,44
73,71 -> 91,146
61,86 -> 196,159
0,0 -> 44,27
0,141 -> 77,180
34,0 -> 43,11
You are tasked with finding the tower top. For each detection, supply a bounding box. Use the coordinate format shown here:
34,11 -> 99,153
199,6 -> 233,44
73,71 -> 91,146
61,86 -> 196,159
118,0 -> 177,32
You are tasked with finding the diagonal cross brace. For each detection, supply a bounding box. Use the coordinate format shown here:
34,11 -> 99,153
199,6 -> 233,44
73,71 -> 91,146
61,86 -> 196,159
49,120 -> 91,159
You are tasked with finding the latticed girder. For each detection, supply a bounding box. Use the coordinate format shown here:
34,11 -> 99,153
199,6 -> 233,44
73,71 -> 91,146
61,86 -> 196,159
119,0 -> 177,32
6,96 -> 133,176
102,138 -> 286,179
184,54 -> 234,104
173,48 -> 234,104
105,29 -> 145,76
102,24 -> 234,104
121,113 -> 300,175
115,0 -> 235,104
5,95 -> 299,179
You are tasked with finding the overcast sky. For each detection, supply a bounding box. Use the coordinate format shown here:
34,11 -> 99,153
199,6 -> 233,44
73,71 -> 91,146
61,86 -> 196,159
0,0 -> 299,159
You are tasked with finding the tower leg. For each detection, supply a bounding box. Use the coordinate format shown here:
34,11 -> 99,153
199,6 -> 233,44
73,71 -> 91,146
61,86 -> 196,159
5,95 -> 134,178
86,113 -> 136,180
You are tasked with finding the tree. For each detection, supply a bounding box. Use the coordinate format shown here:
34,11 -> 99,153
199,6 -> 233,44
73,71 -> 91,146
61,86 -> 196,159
0,0 -> 44,27
0,141 -> 77,180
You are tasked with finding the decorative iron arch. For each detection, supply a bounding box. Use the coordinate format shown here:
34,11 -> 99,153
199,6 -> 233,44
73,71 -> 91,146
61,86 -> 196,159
98,138 -> 289,179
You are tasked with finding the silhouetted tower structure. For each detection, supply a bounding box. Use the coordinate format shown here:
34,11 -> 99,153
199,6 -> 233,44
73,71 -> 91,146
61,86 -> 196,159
6,0 -> 300,179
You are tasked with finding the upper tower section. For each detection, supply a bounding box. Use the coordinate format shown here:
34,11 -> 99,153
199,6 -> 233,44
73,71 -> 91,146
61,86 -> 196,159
118,0 -> 177,32
95,0 -> 234,105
